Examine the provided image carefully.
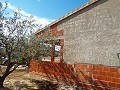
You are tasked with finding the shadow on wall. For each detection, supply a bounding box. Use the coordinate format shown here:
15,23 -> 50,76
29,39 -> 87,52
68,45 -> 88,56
29,60 -> 120,89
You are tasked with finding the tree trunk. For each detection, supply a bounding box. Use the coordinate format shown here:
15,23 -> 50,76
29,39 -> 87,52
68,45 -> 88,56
0,70 -> 11,89
0,76 -> 5,88
0,65 -> 17,89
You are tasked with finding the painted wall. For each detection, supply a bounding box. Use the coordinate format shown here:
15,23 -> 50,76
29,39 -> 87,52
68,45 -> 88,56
57,0 -> 120,66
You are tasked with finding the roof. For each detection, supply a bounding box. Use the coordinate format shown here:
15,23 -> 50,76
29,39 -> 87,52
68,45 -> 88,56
36,0 -> 99,34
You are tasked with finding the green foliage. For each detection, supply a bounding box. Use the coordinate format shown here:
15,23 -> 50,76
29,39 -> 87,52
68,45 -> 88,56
0,1 -> 57,88
0,2 -> 54,87
0,11 -> 52,65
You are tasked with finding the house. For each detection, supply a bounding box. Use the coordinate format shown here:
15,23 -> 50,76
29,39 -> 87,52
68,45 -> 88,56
30,0 -> 120,89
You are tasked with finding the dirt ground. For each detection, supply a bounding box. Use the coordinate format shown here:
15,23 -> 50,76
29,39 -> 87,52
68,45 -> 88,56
0,66 -> 83,90
1,68 -> 37,90
1,69 -> 58,90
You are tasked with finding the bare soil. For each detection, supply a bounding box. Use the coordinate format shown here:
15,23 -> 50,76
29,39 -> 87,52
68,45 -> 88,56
0,66 -> 84,90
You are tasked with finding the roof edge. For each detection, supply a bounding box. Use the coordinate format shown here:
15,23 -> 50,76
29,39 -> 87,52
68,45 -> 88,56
36,0 -> 99,34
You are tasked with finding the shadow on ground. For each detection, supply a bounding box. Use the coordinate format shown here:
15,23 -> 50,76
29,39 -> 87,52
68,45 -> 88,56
1,87 -> 13,90
31,79 -> 58,90
3,79 -> 87,90
3,80 -> 58,90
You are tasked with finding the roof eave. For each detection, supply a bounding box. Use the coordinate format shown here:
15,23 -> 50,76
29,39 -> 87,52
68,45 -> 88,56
36,0 -> 99,35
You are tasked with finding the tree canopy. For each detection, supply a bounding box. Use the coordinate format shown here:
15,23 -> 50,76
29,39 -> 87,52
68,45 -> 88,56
0,1 -> 53,88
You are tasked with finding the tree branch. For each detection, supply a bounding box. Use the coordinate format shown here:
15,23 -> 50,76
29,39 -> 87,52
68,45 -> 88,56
9,64 -> 19,74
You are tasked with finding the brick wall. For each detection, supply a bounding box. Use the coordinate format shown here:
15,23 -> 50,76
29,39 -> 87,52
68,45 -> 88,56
29,60 -> 76,85
50,23 -> 64,37
29,60 -> 120,89
74,63 -> 120,89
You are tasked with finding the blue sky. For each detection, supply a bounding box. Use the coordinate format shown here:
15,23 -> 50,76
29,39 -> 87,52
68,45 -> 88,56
1,0 -> 89,27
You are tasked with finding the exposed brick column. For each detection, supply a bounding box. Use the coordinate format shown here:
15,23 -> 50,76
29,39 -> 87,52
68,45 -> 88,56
51,45 -> 55,62
60,45 -> 64,63
60,39 -> 64,63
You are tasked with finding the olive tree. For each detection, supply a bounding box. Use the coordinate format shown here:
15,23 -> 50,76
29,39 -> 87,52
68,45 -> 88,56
0,2 -> 52,88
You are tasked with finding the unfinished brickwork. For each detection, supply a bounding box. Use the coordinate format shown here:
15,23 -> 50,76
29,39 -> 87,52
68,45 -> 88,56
32,0 -> 120,89
30,60 -> 120,89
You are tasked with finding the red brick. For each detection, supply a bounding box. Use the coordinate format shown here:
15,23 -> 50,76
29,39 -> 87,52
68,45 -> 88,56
106,72 -> 114,77
29,61 -> 120,89
86,68 -> 92,72
84,72 -> 89,76
93,74 -> 97,79
77,74 -> 85,81
99,81 -> 109,87
109,82 -> 116,88
104,81 -> 110,87
63,73 -> 71,79
100,76 -> 106,81
111,78 -> 117,83
103,66 -> 110,72
57,29 -> 64,36
116,73 -> 120,78
104,77 -> 111,82
74,63 -> 80,67
95,86 -> 106,90
85,84 -> 93,89
80,64 -> 88,69
93,70 -> 101,75
94,65 -> 104,71
90,86 -> 98,90
101,71 -> 109,76
96,75 -> 103,80
93,66 -> 96,70
99,71 -> 104,75
81,77 -> 87,83
116,83 -> 120,88
88,64 -> 93,69
117,78 -> 120,83
109,67 -> 118,72
94,80 -> 101,85
101,76 -> 110,81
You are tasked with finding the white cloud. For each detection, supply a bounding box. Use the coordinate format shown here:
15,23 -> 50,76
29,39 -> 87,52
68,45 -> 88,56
2,3 -> 16,10
33,16 -> 54,27
2,2 -> 54,28
7,3 -> 16,10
